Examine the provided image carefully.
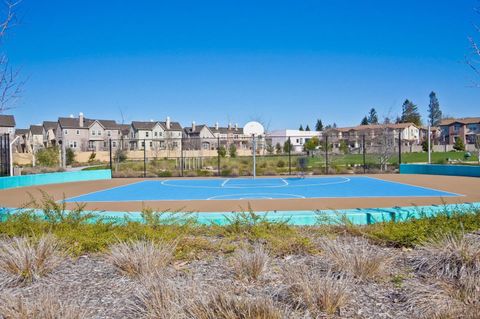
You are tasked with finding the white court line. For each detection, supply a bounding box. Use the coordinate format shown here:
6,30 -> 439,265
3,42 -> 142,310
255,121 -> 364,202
64,180 -> 147,202
221,179 -> 230,187
364,176 -> 464,197
280,178 -> 289,186
206,193 -> 307,200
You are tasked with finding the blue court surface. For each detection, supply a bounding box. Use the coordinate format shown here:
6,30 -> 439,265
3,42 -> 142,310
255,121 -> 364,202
65,176 -> 461,202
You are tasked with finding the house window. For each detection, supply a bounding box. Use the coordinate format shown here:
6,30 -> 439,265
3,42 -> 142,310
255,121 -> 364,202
145,132 -> 149,138
76,130 -> 80,135
173,142 -> 178,148
88,141 -> 94,149
107,130 -> 111,136
64,130 -> 68,135
92,130 -> 96,136
112,141 -> 117,147
141,141 -> 145,147
69,141 -> 77,148
154,132 -> 158,137
149,141 -> 153,147
454,124 -> 461,132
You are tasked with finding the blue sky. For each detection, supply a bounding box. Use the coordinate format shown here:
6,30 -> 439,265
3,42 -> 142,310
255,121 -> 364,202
5,0 -> 480,130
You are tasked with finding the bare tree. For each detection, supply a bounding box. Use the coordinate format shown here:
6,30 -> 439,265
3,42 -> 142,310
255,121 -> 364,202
0,1 -> 23,114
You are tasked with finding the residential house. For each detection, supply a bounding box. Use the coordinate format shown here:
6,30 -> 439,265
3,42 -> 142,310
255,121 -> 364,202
0,114 -> 15,139
42,121 -> 58,147
183,121 -> 216,150
56,113 -> 124,151
28,125 -> 44,152
13,128 -> 28,153
439,117 -> 480,145
267,129 -> 322,153
130,117 -> 183,151
209,122 -> 250,150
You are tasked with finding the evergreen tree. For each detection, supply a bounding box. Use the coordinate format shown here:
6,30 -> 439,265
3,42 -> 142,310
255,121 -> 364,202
299,125 -> 304,131
283,139 -> 293,153
368,108 -> 379,124
332,123 -> 337,128
315,119 -> 323,131
453,137 -> 465,151
400,99 -> 422,126
360,116 -> 369,125
275,142 -> 282,154
428,91 -> 442,126
384,117 -> 391,124
305,125 -> 311,131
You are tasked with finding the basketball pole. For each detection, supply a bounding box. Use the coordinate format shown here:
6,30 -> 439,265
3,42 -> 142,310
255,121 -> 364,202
252,134 -> 256,179
427,125 -> 431,164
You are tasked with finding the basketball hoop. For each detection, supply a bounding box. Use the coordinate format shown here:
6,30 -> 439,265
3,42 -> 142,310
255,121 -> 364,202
243,121 -> 265,178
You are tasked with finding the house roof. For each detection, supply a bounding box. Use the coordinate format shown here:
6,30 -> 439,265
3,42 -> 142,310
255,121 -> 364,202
117,124 -> 131,135
131,121 -> 158,130
29,125 -> 43,135
43,121 -> 57,130
184,124 -> 210,135
0,115 -> 15,127
59,117 -> 120,130
15,128 -> 28,136
439,117 -> 480,126
159,121 -> 182,131
326,122 -> 418,133
209,126 -> 244,134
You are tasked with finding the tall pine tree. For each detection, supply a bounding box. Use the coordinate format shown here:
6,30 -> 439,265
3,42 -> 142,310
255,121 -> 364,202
361,116 -> 369,125
400,99 -> 422,126
368,108 -> 379,124
315,119 -> 323,131
299,125 -> 304,131
305,125 -> 311,131
428,91 -> 442,126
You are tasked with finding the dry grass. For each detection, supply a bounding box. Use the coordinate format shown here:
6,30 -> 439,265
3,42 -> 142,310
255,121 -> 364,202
187,292 -> 286,319
232,244 -> 269,281
107,240 -> 176,278
0,235 -> 64,286
405,278 -> 480,319
318,236 -> 394,281
127,276 -> 184,319
284,267 -> 351,316
410,232 -> 480,280
0,292 -> 87,319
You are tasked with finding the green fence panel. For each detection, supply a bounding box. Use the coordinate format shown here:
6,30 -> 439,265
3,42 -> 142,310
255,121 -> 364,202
400,164 -> 480,177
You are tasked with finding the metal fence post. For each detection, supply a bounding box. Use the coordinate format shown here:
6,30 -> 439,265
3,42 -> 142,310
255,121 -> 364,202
362,134 -> 366,174
288,137 -> 292,175
143,139 -> 147,178
109,139 -> 113,175
217,136 -> 220,176
181,138 -> 184,177
398,131 -> 402,165
325,134 -> 329,175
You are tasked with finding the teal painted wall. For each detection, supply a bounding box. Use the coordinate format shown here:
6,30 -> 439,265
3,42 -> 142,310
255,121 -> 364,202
400,164 -> 480,177
0,169 -> 112,190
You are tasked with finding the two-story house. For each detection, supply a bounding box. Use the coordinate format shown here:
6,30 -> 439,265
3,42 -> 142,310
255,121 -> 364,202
57,113 -> 124,151
42,121 -> 58,147
209,122 -> 250,150
130,117 -> 183,151
183,122 -> 216,150
439,117 -> 480,145
28,125 -> 44,152
0,114 -> 15,139
13,128 -> 28,153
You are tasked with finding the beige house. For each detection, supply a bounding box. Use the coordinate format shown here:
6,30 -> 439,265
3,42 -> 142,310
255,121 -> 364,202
439,117 -> 480,145
56,113 -> 124,151
183,122 -> 216,150
130,117 -> 183,151
42,121 -> 57,147
0,114 -> 15,139
27,125 -> 44,152
13,128 -> 28,153
209,122 -> 250,150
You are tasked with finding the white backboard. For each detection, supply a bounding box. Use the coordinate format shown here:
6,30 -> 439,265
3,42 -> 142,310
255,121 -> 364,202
243,121 -> 265,136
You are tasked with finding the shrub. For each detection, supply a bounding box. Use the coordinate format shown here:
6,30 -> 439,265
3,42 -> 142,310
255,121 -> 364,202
36,147 -> 60,167
187,293 -> 284,319
284,267 -> 351,316
114,149 -> 127,163
228,144 -> 237,158
157,170 -> 172,177
0,292 -> 88,319
277,160 -> 285,168
232,244 -> 269,281
453,137 -> 465,151
317,236 -> 393,281
107,240 -> 176,278
217,146 -> 226,158
88,151 -> 96,163
65,148 -> 76,165
0,235 -> 64,286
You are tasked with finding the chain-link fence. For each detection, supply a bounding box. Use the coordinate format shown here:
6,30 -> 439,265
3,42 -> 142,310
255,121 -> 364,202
106,132 -> 407,178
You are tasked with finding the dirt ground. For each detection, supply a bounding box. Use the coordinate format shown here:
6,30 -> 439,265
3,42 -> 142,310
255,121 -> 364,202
0,174 -> 479,212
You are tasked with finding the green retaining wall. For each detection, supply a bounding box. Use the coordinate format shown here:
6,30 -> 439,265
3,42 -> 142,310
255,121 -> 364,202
0,169 -> 112,190
400,164 -> 480,177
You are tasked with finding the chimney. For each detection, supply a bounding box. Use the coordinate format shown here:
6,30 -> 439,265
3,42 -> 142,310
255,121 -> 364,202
215,122 -> 219,130
79,112 -> 84,127
192,121 -> 196,131
228,122 -> 232,130
166,116 -> 171,129
235,123 -> 238,131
